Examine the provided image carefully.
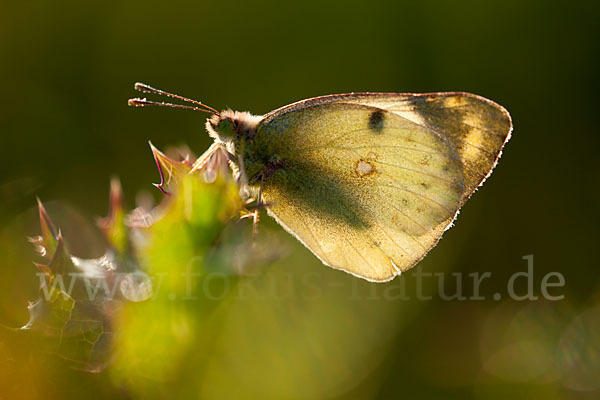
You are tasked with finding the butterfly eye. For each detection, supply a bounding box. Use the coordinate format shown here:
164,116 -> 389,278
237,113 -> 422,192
217,118 -> 236,137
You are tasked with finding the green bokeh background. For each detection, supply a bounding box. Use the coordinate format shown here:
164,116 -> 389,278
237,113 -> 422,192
1,0 -> 599,399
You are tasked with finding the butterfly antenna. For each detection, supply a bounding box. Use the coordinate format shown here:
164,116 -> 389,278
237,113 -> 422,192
128,82 -> 219,115
128,98 -> 217,113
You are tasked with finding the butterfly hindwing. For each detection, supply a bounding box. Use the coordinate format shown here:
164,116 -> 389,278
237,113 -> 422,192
254,101 -> 473,281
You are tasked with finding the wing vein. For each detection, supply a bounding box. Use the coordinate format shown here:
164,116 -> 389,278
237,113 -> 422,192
332,144 -> 439,155
461,141 -> 496,156
373,215 -> 426,254
300,126 -> 443,154
376,183 -> 455,214
374,160 -> 454,184
298,209 -> 331,266
343,237 -> 377,274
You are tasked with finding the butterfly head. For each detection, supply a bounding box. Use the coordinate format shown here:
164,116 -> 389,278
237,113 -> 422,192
207,110 -> 262,145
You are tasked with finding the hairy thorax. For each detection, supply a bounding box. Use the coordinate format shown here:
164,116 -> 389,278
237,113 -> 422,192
206,109 -> 278,186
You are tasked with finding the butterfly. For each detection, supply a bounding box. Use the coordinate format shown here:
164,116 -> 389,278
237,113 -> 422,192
129,84 -> 512,282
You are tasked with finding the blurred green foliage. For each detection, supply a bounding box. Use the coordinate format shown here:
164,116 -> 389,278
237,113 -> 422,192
1,0 -> 599,399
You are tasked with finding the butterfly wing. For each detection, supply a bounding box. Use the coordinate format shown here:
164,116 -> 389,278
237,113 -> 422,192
255,93 -> 512,281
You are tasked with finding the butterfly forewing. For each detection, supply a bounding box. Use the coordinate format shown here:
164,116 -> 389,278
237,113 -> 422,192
264,92 -> 512,201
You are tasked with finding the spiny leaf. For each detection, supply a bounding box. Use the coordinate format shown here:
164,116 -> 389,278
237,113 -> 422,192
28,198 -> 58,258
23,212 -> 121,370
17,142 -> 249,375
98,178 -> 128,254
46,232 -> 74,277
149,141 -> 193,194
22,283 -> 74,339
189,142 -> 231,183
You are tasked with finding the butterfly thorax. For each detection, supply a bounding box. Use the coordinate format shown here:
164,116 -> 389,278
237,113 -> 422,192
206,109 -> 280,186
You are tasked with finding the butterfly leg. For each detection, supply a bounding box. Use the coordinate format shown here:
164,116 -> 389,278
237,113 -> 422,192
251,174 -> 265,237
237,173 -> 264,240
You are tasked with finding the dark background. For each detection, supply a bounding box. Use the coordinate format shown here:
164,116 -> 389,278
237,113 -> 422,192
1,0 -> 599,399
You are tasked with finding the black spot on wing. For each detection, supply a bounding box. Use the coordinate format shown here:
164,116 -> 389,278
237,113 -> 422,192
368,109 -> 385,132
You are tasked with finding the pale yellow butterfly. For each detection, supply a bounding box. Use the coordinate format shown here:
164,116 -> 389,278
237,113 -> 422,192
129,84 -> 512,282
